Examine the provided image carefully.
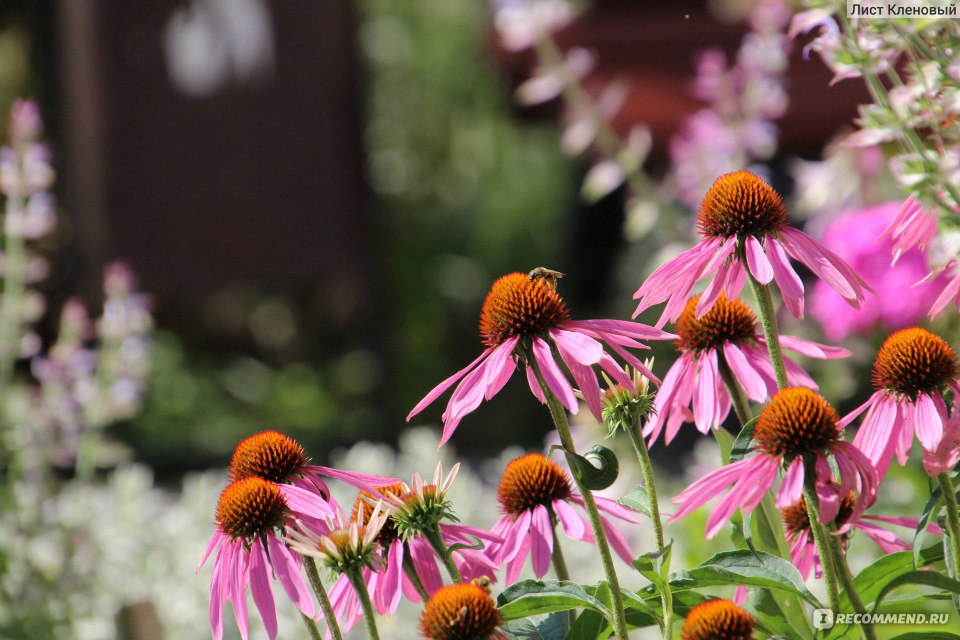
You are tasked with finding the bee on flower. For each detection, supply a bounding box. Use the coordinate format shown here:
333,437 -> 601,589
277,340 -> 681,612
408,269 -> 674,445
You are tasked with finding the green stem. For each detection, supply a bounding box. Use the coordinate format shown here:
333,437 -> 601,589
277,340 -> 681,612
748,274 -> 788,390
550,523 -> 577,628
826,534 -> 878,640
716,353 -> 753,426
938,473 -> 960,583
401,547 -> 430,602
301,613 -> 323,640
302,555 -> 344,640
0,193 -> 26,397
802,484 -> 841,613
347,569 -> 381,640
424,525 -> 462,583
625,425 -> 671,638
530,358 -> 630,640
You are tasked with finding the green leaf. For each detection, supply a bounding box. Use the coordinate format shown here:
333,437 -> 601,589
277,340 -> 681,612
632,540 -> 673,590
728,417 -> 759,463
849,544 -> 944,609
893,634 -> 960,640
564,610 -> 609,640
872,571 -> 960,612
748,585 -> 812,640
618,485 -> 652,519
670,551 -> 822,608
501,613 -> 569,640
497,580 -> 612,621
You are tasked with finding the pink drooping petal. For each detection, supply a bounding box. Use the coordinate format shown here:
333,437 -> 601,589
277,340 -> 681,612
279,484 -> 335,520
838,390 -> 881,429
442,354 -> 500,434
833,442 -> 878,530
765,236 -> 805,318
530,505 -> 554,578
782,355 -> 818,389
199,530 -> 225,572
693,349 -> 720,434
776,457 -> 805,509
633,239 -> 718,312
780,227 -> 870,305
778,335 -> 851,359
210,542 -> 229,640
407,348 -> 492,420
483,336 -> 520,400
551,329 -> 605,365
643,355 -> 688,444
267,534 -> 316,617
661,239 -> 734,325
670,458 -> 762,522
929,272 -> 960,318
704,456 -> 779,538
564,319 -> 676,342
249,537 -> 278,640
506,537 -> 531,585
723,343 -> 767,403
500,511 -> 532,564
600,514 -> 634,563
378,540 -> 404,615
557,340 -> 603,421
912,393 -> 944,451
697,259 -> 732,318
590,495 -> 642,524
554,499 -> 587,540
444,523 -> 504,544
724,261 -> 748,300
230,543 -> 250,640
526,365 -> 547,404
850,394 -> 899,479
745,236 -> 774,284
602,339 -> 661,386
855,522 -> 912,554
814,453 -> 840,523
409,537 -> 444,596
532,337 -> 578,413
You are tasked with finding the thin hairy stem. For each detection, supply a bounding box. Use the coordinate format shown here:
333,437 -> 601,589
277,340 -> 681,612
716,353 -> 754,426
401,548 -> 430,602
802,485 -> 841,613
938,473 -> 960,586
302,556 -> 344,640
826,534 -> 877,640
347,569 -> 381,640
423,525 -> 462,583
748,274 -> 788,389
530,358 -> 630,640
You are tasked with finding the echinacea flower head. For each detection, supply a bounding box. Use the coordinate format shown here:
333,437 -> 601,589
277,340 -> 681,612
199,477 -> 320,640
229,429 -> 398,499
634,170 -> 871,326
844,327 -> 959,478
487,453 -> 638,581
646,294 -> 849,445
408,270 -> 674,446
670,387 -> 877,538
681,598 -> 755,640
781,493 -> 940,580
419,581 -> 505,640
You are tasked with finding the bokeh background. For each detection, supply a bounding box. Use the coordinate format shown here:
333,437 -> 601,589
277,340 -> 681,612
0,0 -> 956,638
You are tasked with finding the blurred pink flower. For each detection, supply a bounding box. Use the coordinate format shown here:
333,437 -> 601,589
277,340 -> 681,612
810,201 -> 946,341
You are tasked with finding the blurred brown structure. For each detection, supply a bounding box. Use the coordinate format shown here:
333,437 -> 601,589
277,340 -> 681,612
55,0 -> 372,322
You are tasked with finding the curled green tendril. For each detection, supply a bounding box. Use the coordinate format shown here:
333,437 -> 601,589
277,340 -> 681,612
550,444 -> 620,490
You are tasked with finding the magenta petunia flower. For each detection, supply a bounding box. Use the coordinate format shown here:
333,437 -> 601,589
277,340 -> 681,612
633,171 -> 871,326
407,271 -> 674,445
669,387 -> 877,539
485,453 -> 638,583
842,327 -> 960,478
645,293 -> 849,445
199,477 -> 333,640
810,200 -> 948,341
780,493 -> 940,580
